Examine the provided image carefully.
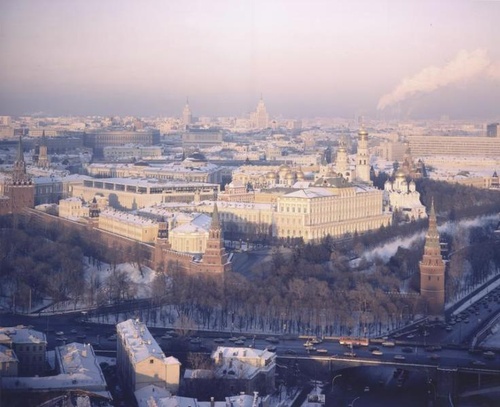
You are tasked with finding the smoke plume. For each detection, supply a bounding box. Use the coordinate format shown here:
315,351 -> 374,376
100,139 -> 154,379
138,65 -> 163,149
377,49 -> 495,110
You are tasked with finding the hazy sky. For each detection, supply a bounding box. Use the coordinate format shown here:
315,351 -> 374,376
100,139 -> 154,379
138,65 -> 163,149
1,0 -> 499,119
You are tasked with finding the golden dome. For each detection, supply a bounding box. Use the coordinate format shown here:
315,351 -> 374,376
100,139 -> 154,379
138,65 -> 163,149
395,169 -> 405,178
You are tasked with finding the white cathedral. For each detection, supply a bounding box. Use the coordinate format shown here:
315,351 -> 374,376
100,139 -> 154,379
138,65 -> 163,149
383,169 -> 427,221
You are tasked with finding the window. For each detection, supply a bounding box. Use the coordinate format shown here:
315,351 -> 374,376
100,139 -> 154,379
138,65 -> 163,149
150,359 -> 154,364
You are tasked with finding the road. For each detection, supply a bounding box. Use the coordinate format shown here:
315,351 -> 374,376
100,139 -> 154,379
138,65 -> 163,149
2,310 -> 500,376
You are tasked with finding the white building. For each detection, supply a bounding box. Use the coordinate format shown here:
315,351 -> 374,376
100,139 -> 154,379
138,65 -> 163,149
116,319 -> 181,393
103,145 -> 162,161
184,346 -> 276,396
384,169 -> 427,221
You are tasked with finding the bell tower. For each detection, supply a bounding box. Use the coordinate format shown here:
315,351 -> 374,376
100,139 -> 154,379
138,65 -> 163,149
356,127 -> 371,183
419,199 -> 445,320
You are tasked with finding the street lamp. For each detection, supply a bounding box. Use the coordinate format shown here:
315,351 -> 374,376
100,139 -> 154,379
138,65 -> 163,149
331,374 -> 342,391
349,396 -> 360,407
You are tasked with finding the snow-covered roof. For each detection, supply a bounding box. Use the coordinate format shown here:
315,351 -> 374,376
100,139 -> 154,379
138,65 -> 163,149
86,177 -> 217,188
0,326 -> 46,345
100,208 -> 157,226
2,343 -> 108,394
284,187 -> 334,198
212,346 -> 275,362
116,319 -> 180,366
56,342 -> 107,386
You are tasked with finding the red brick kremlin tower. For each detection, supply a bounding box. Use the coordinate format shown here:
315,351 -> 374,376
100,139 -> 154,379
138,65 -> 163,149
419,199 -> 445,321
4,135 -> 35,214
202,203 -> 232,273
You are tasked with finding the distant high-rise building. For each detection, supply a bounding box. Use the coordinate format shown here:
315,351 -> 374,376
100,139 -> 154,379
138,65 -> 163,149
419,200 -> 445,321
182,98 -> 193,128
252,96 -> 269,129
0,116 -> 11,126
356,127 -> 371,183
487,123 -> 499,137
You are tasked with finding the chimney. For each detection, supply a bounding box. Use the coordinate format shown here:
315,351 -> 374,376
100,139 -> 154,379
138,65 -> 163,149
210,397 -> 215,407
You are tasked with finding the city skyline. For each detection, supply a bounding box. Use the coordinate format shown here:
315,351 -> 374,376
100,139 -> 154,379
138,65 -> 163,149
1,0 -> 500,119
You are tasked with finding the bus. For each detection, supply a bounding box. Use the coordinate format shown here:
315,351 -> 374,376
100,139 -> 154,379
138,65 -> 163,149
339,337 -> 369,347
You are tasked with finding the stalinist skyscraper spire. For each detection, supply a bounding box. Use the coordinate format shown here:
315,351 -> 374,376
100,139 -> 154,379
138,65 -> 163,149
252,95 -> 269,129
419,199 -> 445,320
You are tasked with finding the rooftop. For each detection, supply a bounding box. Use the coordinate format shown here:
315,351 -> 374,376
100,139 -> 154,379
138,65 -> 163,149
117,319 -> 180,366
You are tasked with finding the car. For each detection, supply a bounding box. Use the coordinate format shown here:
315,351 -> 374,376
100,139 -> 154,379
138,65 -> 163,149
382,341 -> 396,347
483,351 -> 495,360
76,334 -> 87,340
107,334 -> 117,341
265,336 -> 279,344
372,350 -> 383,356
364,386 -> 370,392
445,326 -> 453,331
285,349 -> 297,355
343,352 -> 356,357
162,334 -> 173,340
369,346 -> 380,352
394,355 -> 406,361
190,337 -> 202,344
311,337 -> 323,344
402,347 -> 413,353
70,329 -> 78,334
316,348 -> 328,354
470,360 -> 486,366
429,354 -> 440,361
55,331 -> 64,336
213,338 -> 225,343
406,334 -> 415,339
266,345 -> 277,352
234,340 -> 245,345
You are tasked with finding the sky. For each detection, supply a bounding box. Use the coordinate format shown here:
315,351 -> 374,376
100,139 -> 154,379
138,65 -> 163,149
1,0 -> 499,119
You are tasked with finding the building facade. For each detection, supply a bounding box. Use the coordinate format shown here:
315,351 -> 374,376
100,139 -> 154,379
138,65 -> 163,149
0,326 -> 47,376
407,134 -> 500,158
84,130 -> 160,157
71,177 -> 219,210
116,319 -> 181,393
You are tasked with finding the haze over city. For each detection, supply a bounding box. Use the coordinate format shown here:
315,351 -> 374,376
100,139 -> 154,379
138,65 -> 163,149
1,0 -> 500,119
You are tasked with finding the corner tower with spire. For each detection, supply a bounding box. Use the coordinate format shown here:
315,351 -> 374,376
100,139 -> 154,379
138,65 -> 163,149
5,135 -> 35,214
419,199 -> 445,320
202,203 -> 232,273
